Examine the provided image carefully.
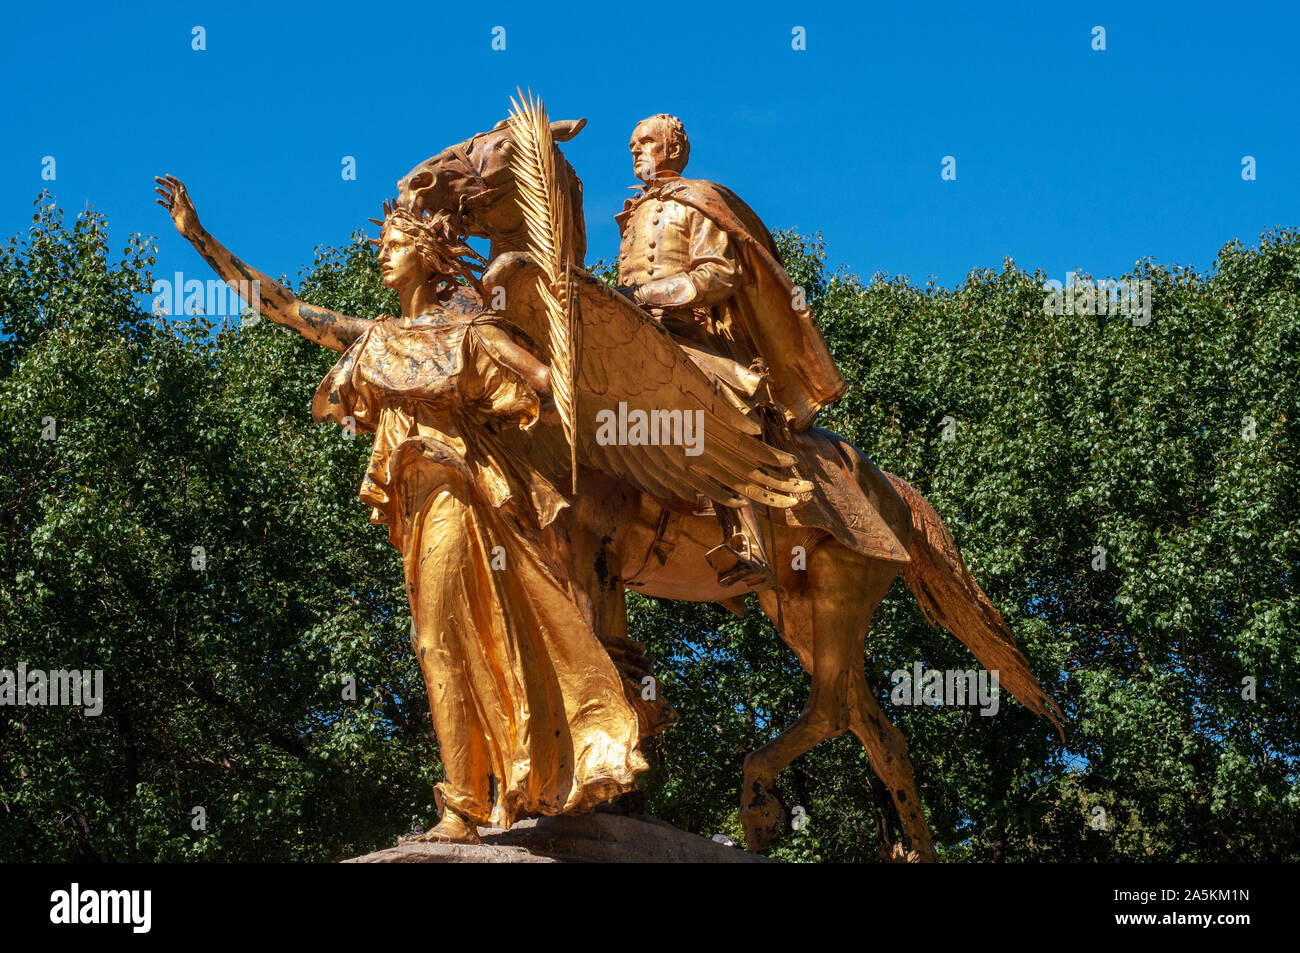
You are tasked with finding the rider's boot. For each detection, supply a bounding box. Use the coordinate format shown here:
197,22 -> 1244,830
706,503 -> 775,590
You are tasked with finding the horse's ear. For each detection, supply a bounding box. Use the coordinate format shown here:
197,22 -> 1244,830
550,118 -> 587,142
398,169 -> 434,207
491,118 -> 512,131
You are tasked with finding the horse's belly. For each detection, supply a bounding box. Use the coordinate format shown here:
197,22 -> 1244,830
618,500 -> 829,604
619,502 -> 741,603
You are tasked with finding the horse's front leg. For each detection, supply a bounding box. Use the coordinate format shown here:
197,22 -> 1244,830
566,474 -> 674,740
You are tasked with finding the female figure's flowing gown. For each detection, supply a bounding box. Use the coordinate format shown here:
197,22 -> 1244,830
312,307 -> 645,827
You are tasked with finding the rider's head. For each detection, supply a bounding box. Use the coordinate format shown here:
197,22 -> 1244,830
371,202 -> 483,299
630,114 -> 689,184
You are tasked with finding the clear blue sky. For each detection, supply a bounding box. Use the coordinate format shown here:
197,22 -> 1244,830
3,0 -> 1296,289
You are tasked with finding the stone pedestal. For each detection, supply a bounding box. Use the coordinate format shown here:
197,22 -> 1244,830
343,814 -> 771,863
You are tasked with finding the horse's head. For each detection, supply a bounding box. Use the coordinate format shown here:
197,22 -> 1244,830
398,116 -> 588,261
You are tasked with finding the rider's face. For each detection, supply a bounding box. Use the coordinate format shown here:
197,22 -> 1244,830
378,224 -> 424,291
630,120 -> 676,184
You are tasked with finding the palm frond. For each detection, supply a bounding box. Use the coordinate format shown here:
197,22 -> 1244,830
509,88 -> 579,492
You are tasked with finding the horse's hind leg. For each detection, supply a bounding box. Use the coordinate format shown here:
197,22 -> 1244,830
848,670 -> 937,862
746,547 -> 936,860
741,546 -> 895,851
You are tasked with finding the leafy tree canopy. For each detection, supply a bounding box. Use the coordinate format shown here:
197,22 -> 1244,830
1,196 -> 1295,861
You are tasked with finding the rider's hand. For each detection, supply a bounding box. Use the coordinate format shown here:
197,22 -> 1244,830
615,284 -> 663,318
632,274 -> 694,309
154,174 -> 203,241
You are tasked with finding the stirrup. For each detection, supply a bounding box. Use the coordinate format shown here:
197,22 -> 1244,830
706,534 -> 774,589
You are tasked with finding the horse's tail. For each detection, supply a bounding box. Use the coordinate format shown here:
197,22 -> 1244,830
886,473 -> 1066,741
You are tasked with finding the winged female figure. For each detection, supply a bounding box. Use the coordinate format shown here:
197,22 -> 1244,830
154,175 -> 661,842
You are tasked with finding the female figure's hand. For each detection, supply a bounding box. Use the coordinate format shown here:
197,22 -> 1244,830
154,174 -> 202,242
151,173 -> 370,352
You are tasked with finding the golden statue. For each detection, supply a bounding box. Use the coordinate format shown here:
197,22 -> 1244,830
158,91 -> 1063,861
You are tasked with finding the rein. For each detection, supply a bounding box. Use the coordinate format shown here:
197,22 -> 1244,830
447,141 -> 515,233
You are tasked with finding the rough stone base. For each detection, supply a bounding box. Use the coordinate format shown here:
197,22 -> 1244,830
343,814 -> 771,863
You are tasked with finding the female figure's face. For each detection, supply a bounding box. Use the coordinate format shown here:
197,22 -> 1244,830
378,223 -> 427,291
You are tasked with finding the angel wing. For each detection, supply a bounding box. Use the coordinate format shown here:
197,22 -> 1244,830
482,252 -> 811,508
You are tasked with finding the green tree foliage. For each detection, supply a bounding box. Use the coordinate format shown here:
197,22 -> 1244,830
1,199 -> 436,860
1,197 -> 1295,860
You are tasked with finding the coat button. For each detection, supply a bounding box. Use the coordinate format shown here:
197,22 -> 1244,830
648,241 -> 656,249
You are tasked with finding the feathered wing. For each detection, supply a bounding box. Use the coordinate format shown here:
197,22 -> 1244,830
482,253 -> 811,508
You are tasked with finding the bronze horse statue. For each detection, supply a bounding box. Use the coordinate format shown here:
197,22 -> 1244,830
396,118 -> 1064,860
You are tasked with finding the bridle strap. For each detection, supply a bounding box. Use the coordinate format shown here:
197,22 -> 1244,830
447,141 -> 513,225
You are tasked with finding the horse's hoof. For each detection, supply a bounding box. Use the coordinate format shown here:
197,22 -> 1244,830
740,779 -> 787,852
878,841 -> 933,863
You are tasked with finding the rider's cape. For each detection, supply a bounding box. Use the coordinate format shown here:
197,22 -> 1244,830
616,177 -> 846,431
479,254 -> 909,567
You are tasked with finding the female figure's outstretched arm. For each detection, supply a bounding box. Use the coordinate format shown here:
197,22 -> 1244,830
155,174 -> 370,352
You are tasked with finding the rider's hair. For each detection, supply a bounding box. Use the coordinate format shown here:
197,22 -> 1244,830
639,114 -> 690,171
369,201 -> 486,299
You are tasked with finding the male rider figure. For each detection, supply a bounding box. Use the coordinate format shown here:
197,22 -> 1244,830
616,113 -> 846,588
